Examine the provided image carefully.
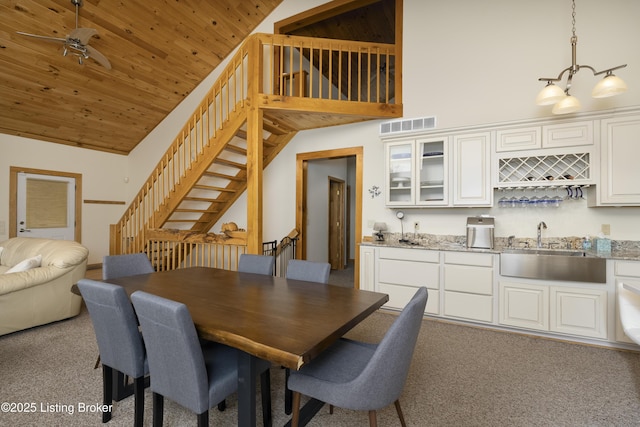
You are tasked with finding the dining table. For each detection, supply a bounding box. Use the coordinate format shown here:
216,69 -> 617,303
102,266 -> 389,427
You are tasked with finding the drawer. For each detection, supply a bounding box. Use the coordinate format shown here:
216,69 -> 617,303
444,291 -> 492,322
443,265 -> 493,295
378,259 -> 439,288
443,251 -> 494,267
380,283 -> 439,315
378,247 -> 439,263
615,261 -> 640,278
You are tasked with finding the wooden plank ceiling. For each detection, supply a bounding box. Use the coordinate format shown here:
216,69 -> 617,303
0,0 -> 395,154
0,0 -> 284,154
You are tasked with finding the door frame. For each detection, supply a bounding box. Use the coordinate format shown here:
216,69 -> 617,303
9,166 -> 82,242
296,147 -> 362,287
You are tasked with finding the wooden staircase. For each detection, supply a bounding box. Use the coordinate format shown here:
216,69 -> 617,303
110,33 -> 402,257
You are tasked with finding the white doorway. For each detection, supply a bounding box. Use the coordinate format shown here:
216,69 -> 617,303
10,167 -> 82,242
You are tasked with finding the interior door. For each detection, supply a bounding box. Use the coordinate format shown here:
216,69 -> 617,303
329,177 -> 345,270
16,172 -> 76,240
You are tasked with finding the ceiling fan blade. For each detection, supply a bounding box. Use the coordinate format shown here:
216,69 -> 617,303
16,31 -> 66,43
68,27 -> 98,45
85,45 -> 112,70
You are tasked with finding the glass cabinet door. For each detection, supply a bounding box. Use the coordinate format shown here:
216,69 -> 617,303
416,138 -> 447,205
386,141 -> 414,205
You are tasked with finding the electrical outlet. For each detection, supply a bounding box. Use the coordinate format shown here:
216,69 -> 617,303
367,220 -> 374,228
414,221 -> 419,230
601,224 -> 611,236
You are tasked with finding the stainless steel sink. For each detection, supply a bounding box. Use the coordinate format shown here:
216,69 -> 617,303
500,249 -> 606,283
502,248 -> 587,257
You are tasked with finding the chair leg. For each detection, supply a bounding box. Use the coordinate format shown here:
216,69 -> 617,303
329,404 -> 334,414
102,365 -> 113,423
284,368 -> 292,415
260,369 -> 272,427
368,410 -> 378,427
291,391 -> 301,427
196,410 -> 209,427
152,392 -> 163,427
394,400 -> 407,427
133,376 -> 145,427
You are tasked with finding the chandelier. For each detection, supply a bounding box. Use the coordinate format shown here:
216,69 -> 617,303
535,0 -> 627,115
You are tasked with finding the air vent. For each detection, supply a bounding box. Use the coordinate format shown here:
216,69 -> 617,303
379,116 -> 437,136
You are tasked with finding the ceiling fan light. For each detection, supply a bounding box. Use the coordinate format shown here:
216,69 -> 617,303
552,95 -> 581,115
592,74 -> 628,98
536,83 -> 565,106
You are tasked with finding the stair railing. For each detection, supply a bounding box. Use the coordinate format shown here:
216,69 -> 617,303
111,34 -> 397,255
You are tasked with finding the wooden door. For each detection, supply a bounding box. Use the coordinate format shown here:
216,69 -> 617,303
328,177 -> 345,270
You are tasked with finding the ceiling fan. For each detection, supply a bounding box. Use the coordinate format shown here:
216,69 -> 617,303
16,0 -> 111,70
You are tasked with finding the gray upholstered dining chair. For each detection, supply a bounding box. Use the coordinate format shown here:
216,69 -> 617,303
286,259 -> 331,283
77,279 -> 148,427
238,253 -> 275,275
617,282 -> 640,345
130,290 -> 273,427
287,286 -> 428,427
102,253 -> 154,280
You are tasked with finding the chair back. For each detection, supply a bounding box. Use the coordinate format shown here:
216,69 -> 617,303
103,253 -> 154,280
617,282 -> 640,345
350,287 -> 427,409
77,279 -> 147,378
238,254 -> 275,276
130,291 -> 211,415
286,259 -> 331,284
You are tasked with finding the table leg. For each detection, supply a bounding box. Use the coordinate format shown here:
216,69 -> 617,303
283,398 -> 325,427
238,351 -> 257,427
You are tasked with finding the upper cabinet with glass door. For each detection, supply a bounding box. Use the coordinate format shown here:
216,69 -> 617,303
384,137 -> 448,207
416,138 -> 448,206
385,141 -> 414,205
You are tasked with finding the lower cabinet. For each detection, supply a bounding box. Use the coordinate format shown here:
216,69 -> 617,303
442,252 -> 494,323
499,280 -> 607,339
499,281 -> 549,331
376,247 -> 440,315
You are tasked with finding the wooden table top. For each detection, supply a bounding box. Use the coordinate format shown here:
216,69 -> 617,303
104,267 -> 388,370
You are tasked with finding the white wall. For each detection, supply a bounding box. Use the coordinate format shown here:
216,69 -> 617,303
2,0 -> 639,264
0,134 -> 128,263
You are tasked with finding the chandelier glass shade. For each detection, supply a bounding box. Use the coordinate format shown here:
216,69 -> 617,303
536,0 -> 627,114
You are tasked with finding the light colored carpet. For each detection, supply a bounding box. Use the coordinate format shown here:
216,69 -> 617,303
2,300 -> 640,426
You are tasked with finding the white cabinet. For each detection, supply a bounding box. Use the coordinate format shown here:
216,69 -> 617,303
359,245 -> 376,292
499,279 -> 607,340
496,126 -> 541,152
385,141 -> 415,205
499,281 -> 549,331
496,121 -> 593,152
550,287 -> 607,339
384,132 -> 491,207
452,132 -> 492,206
376,247 -> 440,315
590,114 -> 640,206
542,120 -> 593,148
443,252 -> 494,323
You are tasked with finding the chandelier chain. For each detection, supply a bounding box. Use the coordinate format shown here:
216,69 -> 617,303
571,0 -> 577,40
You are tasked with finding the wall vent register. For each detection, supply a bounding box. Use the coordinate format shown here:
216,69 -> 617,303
380,116 -> 437,136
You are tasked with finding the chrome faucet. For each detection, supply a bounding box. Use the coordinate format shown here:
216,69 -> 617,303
537,221 -> 547,248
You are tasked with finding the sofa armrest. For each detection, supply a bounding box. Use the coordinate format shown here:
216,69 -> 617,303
0,266 -> 75,295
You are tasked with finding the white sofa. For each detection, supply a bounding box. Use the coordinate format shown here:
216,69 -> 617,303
0,237 -> 89,336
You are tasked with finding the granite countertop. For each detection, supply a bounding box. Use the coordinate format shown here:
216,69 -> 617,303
361,233 -> 640,261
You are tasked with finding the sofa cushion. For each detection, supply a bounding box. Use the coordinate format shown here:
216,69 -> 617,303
5,255 -> 42,274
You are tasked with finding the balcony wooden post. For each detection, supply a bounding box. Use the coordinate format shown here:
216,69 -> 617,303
246,38 -> 264,254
